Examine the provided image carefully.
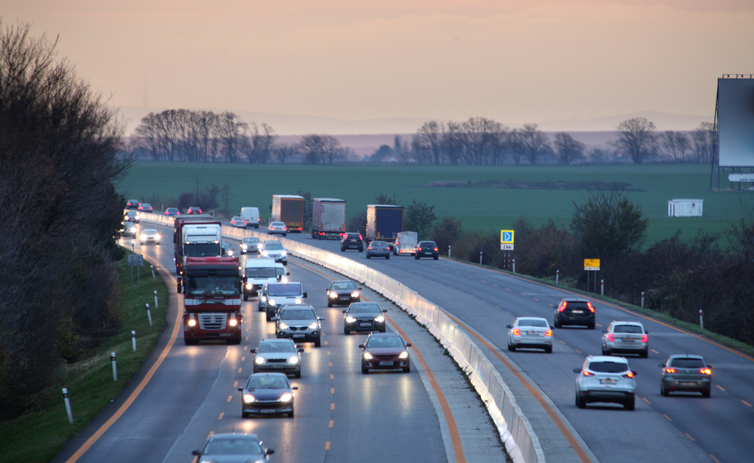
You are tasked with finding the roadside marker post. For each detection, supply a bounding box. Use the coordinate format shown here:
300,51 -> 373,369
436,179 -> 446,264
111,352 -> 117,382
132,331 -> 137,352
62,388 -> 73,424
145,303 -> 153,327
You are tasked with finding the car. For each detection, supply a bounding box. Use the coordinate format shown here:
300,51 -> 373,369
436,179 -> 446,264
267,221 -> 288,236
326,280 -> 361,307
261,240 -> 287,265
191,433 -> 274,462
221,240 -> 235,257
659,355 -> 712,397
230,216 -> 248,228
164,207 -> 180,217
340,232 -> 363,252
250,339 -> 305,378
573,355 -> 637,410
265,283 -> 308,321
120,221 -> 138,238
240,206 -> 261,229
238,372 -> 297,418
241,237 -> 261,254
187,206 -> 203,214
602,321 -> 648,358
138,202 -> 153,213
506,317 -> 553,353
359,332 -> 411,374
415,241 -> 439,260
124,210 -> 140,223
125,199 -> 140,210
366,240 -> 390,259
554,298 -> 595,329
274,304 -> 322,347
343,302 -> 387,334
139,229 -> 161,245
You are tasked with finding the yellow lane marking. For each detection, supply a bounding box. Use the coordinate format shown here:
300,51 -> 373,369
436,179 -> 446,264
506,288 -> 511,291
226,396 -> 232,403
218,412 -> 224,420
642,397 -> 651,405
685,433 -> 695,441
325,340 -> 329,346
710,454 -> 721,463
330,374 -> 334,380
559,340 -> 567,344
663,414 -> 673,422
331,388 -> 335,394
241,356 -> 245,361
651,349 -> 659,354
327,351 -> 331,356
715,385 -> 725,391
742,400 -> 752,407
237,368 -> 242,373
520,292 -> 525,296
534,298 -> 540,302
480,280 -> 486,283
233,381 -> 238,387
330,403 -> 335,410
329,420 -> 334,428
325,442 -> 331,450
493,283 -> 499,287
329,362 -> 332,367
575,349 -> 582,354
207,431 -> 214,439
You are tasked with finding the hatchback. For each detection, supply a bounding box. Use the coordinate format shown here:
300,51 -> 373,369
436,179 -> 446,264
659,355 -> 712,397
230,216 -> 248,228
506,317 -> 553,353
250,339 -> 304,378
340,232 -> 364,252
164,207 -> 180,217
360,332 -> 411,374
602,321 -> 648,357
241,237 -> 261,254
139,229 -> 161,245
138,203 -> 153,213
238,372 -> 297,418
261,240 -> 287,265
125,199 -> 140,210
274,304 -> 321,347
343,303 -> 387,334
554,298 -> 595,329
327,280 -> 361,307
187,206 -> 203,214
124,210 -> 140,223
415,241 -> 439,260
574,355 -> 637,410
366,241 -> 390,259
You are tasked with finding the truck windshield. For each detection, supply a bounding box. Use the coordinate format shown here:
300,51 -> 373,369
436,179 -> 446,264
246,268 -> 277,278
187,276 -> 239,296
184,243 -> 222,257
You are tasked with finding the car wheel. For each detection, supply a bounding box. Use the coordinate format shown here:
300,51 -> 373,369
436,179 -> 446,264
366,255 -> 371,259
640,350 -> 648,358
341,247 -> 345,252
386,255 -> 390,259
314,337 -> 321,348
403,364 -> 410,373
362,364 -> 369,374
575,392 -> 586,409
434,255 -> 438,260
661,385 -> 669,396
554,319 -> 561,329
624,397 -> 635,411
702,389 -> 711,398
328,301 -> 333,307
415,255 -> 419,260
601,345 -> 607,355
588,322 -> 595,329
258,305 -> 264,312
358,248 -> 363,252
242,411 -> 249,418
184,338 -> 198,346
545,345 -> 553,353
344,327 -> 350,335
295,371 -> 301,379
283,233 -> 287,236
288,409 -> 294,418
266,313 -> 272,321
380,328 -> 386,333
508,343 -> 516,352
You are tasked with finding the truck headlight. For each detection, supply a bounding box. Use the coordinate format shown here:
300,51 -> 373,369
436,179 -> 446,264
229,318 -> 238,327
188,319 -> 197,327
269,299 -> 276,306
245,283 -> 252,290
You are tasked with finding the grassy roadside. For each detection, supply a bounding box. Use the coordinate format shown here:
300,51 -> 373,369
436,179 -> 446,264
0,250 -> 170,463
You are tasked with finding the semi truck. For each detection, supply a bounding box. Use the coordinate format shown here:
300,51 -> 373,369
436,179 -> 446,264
312,198 -> 346,239
366,204 -> 404,249
271,195 -> 305,232
173,215 -> 222,275
178,256 -> 242,345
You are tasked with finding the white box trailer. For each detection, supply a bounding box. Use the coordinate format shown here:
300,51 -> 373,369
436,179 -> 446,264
312,198 -> 346,239
668,199 -> 703,217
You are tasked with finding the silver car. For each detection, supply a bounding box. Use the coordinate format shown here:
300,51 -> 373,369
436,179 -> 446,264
267,221 -> 288,236
261,240 -> 287,265
602,321 -> 648,358
659,354 -> 712,397
241,237 -> 261,254
274,304 -> 322,347
191,433 -> 274,463
251,339 -> 304,378
574,355 -> 637,410
506,317 -> 553,353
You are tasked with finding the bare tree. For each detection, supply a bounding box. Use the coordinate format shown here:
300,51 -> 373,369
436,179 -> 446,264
660,131 -> 692,162
322,135 -> 345,164
245,122 -> 276,163
216,111 -> 248,162
416,121 -> 444,165
519,123 -> 549,165
612,117 -> 658,164
692,122 -> 717,163
273,144 -> 298,164
553,132 -> 586,165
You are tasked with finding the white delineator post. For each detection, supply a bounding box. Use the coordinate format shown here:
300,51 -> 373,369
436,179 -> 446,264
641,291 -> 645,309
145,303 -> 153,327
132,330 -> 137,352
111,352 -> 117,381
154,290 -> 159,309
556,269 -> 559,285
63,388 -> 73,424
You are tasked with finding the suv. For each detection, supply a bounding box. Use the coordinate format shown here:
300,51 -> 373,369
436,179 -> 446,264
340,232 -> 363,252
574,355 -> 637,410
415,241 -> 439,260
265,282 -> 307,321
602,321 -> 649,358
554,298 -> 595,329
274,304 -> 322,347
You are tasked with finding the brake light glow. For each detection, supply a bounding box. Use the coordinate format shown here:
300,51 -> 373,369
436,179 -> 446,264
433,247 -> 438,251
665,367 -> 676,374
607,333 -> 615,342
587,302 -> 595,313
699,368 -> 712,375
641,334 -> 648,343
512,328 -> 521,336
544,330 -> 552,337
622,372 -> 634,379
359,234 -> 363,240
582,370 -> 593,376
559,301 -> 567,312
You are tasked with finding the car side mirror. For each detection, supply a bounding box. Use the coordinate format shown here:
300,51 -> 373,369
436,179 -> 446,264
297,348 -> 304,353
342,310 -> 347,314
318,317 -> 324,321
602,329 -> 607,333
292,386 -> 298,390
249,348 -> 256,353
358,287 -> 363,290
237,387 -> 243,392
707,364 -> 713,368
658,363 -> 665,368
358,344 -> 365,349
192,450 -> 201,456
645,331 -> 649,334
265,449 -> 275,456
632,370 -> 638,376
303,292 -> 308,298
505,324 -> 512,329
382,309 -> 388,313
573,368 -> 581,373
406,343 -> 412,347
271,316 -> 278,321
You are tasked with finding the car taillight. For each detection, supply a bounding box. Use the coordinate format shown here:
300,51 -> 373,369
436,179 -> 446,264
559,301 -> 567,312
433,247 -> 438,251
587,302 -> 595,313
512,328 -> 521,336
358,234 -> 363,240
544,330 -> 552,337
582,370 -> 593,376
622,372 -> 634,379
641,334 -> 648,343
664,367 -> 676,373
368,246 -> 372,250
699,368 -> 712,375
607,333 -> 615,342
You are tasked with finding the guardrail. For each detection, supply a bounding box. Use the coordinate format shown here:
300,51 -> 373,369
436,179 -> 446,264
142,215 -> 544,463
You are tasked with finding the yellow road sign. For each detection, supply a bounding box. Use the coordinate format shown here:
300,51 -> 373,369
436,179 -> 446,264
584,259 -> 600,270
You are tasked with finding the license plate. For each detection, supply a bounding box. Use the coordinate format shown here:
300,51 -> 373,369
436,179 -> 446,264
571,310 -> 583,314
599,378 -> 616,385
527,331 -> 540,335
220,333 -> 231,337
622,337 -> 634,342
260,409 -> 277,413
379,361 -> 394,366
359,323 -> 370,327
680,382 -> 697,386
292,334 -> 305,338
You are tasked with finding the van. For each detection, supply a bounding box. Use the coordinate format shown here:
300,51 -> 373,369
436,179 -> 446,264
242,258 -> 288,300
393,231 -> 418,256
240,207 -> 260,229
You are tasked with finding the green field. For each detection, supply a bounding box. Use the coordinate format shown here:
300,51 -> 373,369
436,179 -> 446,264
119,162 -> 752,245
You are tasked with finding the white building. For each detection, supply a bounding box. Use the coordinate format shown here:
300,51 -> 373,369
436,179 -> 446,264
667,199 -> 703,217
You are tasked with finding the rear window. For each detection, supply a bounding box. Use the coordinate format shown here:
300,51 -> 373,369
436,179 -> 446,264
670,358 -> 705,368
566,301 -> 589,309
587,361 -> 629,373
517,318 -> 548,327
614,325 -> 642,334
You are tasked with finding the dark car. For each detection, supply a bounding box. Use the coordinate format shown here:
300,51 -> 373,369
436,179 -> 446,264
659,355 -> 712,397
250,339 -> 304,378
124,210 -> 140,223
359,332 -> 411,374
164,207 -> 180,217
187,206 -> 203,214
125,199 -> 140,210
554,298 -> 595,329
326,280 -> 361,307
192,433 -> 274,463
340,232 -> 363,252
343,302 -> 387,334
415,241 -> 439,260
366,240 -> 390,259
238,372 -> 297,418
138,202 -> 153,213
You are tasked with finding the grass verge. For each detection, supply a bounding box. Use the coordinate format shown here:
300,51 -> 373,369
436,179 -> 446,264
0,252 -> 169,463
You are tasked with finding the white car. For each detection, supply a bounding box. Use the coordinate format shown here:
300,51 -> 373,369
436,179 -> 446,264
574,355 -> 637,410
602,321 -> 648,358
267,221 -> 288,236
261,240 -> 287,265
506,317 -> 553,353
139,229 -> 160,245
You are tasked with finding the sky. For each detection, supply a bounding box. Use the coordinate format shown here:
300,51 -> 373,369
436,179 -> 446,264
4,1 -> 753,134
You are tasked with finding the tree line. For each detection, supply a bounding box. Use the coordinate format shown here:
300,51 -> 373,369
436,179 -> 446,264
129,111 -> 718,165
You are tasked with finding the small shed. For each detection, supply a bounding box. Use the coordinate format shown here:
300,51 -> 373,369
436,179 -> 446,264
668,199 -> 703,217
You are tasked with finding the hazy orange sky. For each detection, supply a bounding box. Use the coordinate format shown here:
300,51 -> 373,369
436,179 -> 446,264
4,1 -> 753,133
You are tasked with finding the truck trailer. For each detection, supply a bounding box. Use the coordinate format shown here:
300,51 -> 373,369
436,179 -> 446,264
312,198 -> 346,239
173,215 -> 222,275
271,195 -> 305,232
366,204 -> 404,249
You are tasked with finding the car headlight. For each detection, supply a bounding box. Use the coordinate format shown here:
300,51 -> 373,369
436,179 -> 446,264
243,393 -> 256,403
262,251 -> 268,257
279,393 -> 293,403
155,234 -> 161,240
308,322 -> 318,330
241,245 -> 248,250
260,295 -> 267,302
229,318 -> 238,327
288,356 -> 300,365
269,299 -> 276,306
281,250 -> 287,256
279,322 -> 289,330
346,316 -> 356,323
245,283 -> 252,289
329,291 -> 338,299
363,352 -> 373,360
374,315 -> 385,322
351,291 -> 359,298
140,234 -> 146,240
255,356 -> 266,365
399,351 -> 409,359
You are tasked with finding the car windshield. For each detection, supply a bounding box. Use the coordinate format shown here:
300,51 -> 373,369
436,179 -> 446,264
257,341 -> 296,353
204,438 -> 262,456
517,319 -> 548,327
246,267 -> 276,278
184,242 -> 222,257
244,238 -> 259,244
332,282 -> 356,290
670,358 -> 705,368
280,309 -> 315,320
247,375 -> 289,389
268,284 -> 302,296
187,276 -> 239,296
613,325 -> 642,334
350,304 -> 380,314
265,242 -> 283,250
587,361 -> 629,373
367,336 -> 404,348
144,230 -> 157,235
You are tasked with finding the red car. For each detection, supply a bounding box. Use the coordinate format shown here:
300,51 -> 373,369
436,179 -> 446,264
359,332 -> 411,374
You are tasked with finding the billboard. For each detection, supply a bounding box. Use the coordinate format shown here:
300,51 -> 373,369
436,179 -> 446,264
717,77 -> 754,167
